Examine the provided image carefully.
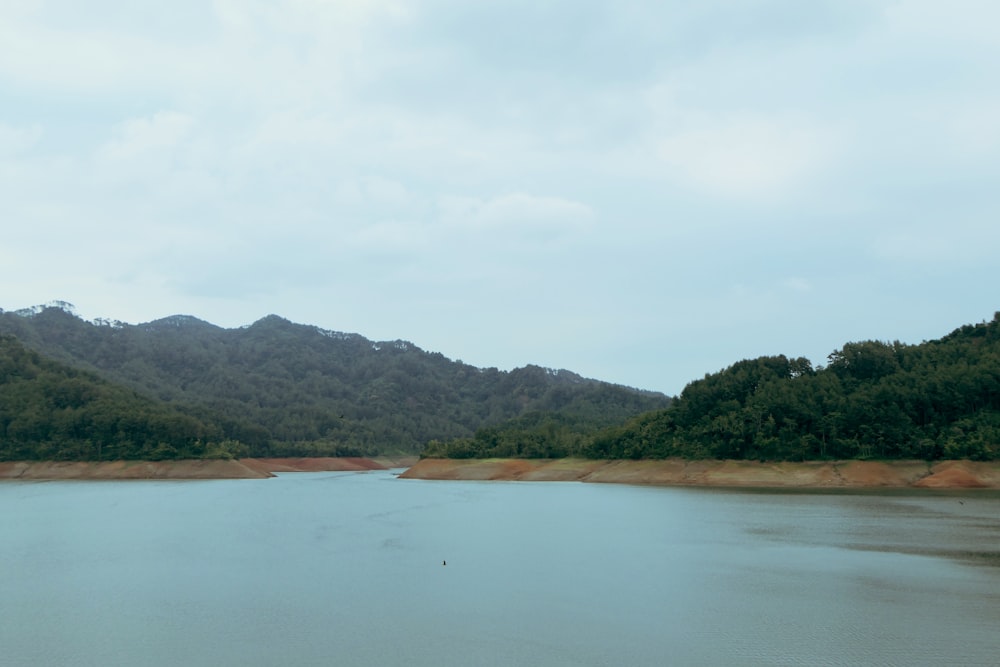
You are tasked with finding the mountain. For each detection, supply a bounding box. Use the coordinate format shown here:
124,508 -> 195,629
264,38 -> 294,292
0,334 -> 237,461
0,303 -> 670,458
443,312 -> 1000,461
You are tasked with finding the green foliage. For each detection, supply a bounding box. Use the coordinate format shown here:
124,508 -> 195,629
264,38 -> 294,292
0,335 -> 233,461
12,303 -> 997,463
0,306 -> 670,459
422,411 -> 608,459
428,313 -> 1000,461
583,314 -> 1000,461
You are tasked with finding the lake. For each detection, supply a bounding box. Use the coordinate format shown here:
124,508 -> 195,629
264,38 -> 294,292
2,470 -> 999,666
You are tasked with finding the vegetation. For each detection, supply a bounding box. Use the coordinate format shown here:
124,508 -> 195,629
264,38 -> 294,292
0,335 -> 242,461
423,411 -> 616,459
0,304 -> 669,460
5,303 -> 998,463
428,314 -> 1000,462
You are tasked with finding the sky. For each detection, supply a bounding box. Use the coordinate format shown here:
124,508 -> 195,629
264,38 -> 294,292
2,0 -> 998,396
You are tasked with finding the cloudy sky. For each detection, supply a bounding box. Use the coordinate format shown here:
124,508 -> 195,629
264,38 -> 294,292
2,0 -> 998,395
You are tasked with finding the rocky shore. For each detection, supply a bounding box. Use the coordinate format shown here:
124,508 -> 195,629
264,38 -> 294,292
399,457 -> 1000,489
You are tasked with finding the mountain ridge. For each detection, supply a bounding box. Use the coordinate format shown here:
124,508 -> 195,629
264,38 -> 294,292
0,303 -> 670,458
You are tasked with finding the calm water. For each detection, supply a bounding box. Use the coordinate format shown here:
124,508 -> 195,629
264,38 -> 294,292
2,471 -> 999,666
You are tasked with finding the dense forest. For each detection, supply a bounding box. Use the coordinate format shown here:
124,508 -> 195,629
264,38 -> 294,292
0,303 -> 668,460
5,303 -> 998,463
425,313 -> 1000,461
0,335 -> 241,461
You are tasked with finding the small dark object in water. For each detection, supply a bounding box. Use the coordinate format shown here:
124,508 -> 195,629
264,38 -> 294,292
443,560 -> 446,566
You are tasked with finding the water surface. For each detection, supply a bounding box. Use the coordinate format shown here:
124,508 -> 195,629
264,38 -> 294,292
2,472 -> 998,666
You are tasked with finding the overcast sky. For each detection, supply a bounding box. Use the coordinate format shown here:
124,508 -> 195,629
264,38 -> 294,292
2,1 -> 998,395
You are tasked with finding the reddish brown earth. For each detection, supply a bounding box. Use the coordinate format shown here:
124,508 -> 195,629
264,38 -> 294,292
0,456 -> 418,480
0,459 -> 271,480
912,460 -> 1000,488
399,458 -> 1000,489
3,456 -> 996,487
241,456 -> 417,474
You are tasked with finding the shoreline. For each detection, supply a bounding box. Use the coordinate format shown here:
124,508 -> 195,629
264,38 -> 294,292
2,456 -> 998,488
399,457 -> 1000,489
0,456 -> 418,480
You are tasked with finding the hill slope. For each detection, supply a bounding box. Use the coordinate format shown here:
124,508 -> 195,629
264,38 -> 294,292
0,334 -> 237,461
0,304 -> 670,457
428,313 -> 1000,461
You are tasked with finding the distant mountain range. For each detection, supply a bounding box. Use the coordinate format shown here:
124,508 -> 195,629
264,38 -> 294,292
0,303 -> 670,460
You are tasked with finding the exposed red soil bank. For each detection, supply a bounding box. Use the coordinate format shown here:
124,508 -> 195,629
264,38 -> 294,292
0,457 -> 417,480
399,458 -> 1000,489
0,459 -> 272,480
5,456 -> 995,487
241,456 -> 417,474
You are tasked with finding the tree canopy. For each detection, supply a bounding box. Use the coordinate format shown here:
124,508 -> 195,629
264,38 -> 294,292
0,335 -> 240,461
0,305 -> 668,459
428,313 -> 1000,461
6,304 -> 998,463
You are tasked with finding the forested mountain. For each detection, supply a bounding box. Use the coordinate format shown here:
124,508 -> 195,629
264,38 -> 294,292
0,303 -> 669,459
0,335 -> 239,461
428,313 -> 1000,461
9,303 -> 995,463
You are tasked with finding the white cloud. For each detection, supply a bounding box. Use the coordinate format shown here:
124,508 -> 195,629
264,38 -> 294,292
883,0 -> 1000,45
783,278 -> 813,294
439,193 -> 595,235
96,111 -> 196,163
871,222 -> 1000,264
350,220 -> 428,250
1,0 -> 998,393
0,123 -> 43,156
655,115 -> 839,201
941,100 -> 1000,158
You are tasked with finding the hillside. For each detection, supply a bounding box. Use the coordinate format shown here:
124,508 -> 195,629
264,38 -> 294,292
0,304 -> 670,458
0,334 -> 238,461
428,313 -> 1000,461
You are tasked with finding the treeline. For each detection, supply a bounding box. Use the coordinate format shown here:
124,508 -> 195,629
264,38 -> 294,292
0,305 -> 669,459
423,411 -> 615,459
427,313 -> 1000,461
0,335 -> 242,461
9,303 -> 997,463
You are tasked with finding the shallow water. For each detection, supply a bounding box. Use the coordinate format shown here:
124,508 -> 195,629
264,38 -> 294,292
2,472 -> 998,666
